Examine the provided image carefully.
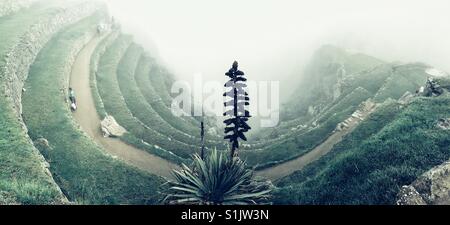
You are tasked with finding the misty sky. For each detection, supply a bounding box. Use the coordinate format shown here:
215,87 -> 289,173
104,0 -> 450,100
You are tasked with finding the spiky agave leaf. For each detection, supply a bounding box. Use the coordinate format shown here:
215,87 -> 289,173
163,149 -> 273,205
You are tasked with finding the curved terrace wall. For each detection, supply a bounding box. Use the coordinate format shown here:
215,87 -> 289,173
1,1 -> 103,119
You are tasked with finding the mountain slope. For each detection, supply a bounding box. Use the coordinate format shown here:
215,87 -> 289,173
274,83 -> 450,204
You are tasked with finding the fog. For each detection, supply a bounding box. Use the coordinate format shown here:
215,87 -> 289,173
104,0 -> 450,101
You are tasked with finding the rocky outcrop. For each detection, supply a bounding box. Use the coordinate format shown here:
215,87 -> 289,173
397,161 -> 450,205
423,77 -> 444,97
397,186 -> 427,205
0,0 -> 36,17
436,118 -> 450,130
101,115 -> 127,137
416,76 -> 450,97
398,91 -> 414,105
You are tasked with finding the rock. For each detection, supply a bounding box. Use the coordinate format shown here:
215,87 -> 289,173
101,115 -> 127,137
34,138 -> 50,149
397,186 -> 427,205
436,118 -> 450,130
397,161 -> 450,205
398,91 -> 414,104
335,123 -> 346,131
416,86 -> 425,95
423,77 -> 444,97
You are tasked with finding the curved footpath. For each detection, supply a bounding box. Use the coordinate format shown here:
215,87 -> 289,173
68,35 -> 376,182
69,35 -> 177,179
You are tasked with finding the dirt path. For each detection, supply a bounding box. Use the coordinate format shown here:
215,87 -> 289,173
69,35 -> 178,179
256,101 -> 377,181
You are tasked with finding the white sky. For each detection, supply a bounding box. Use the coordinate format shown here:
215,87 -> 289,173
104,0 -> 450,99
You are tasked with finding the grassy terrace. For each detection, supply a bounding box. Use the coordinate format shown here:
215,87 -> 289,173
0,97 -> 63,204
22,13 -> 164,204
135,55 -> 200,134
243,87 -> 372,168
249,85 -> 372,148
0,1 -> 59,55
251,65 -> 390,146
118,48 -> 224,149
118,44 -> 203,146
134,55 -> 213,138
148,63 -> 205,127
133,55 -> 224,143
96,35 -> 198,160
275,97 -> 450,204
148,63 -> 178,108
89,31 -> 119,120
0,0 -> 66,205
373,64 -> 428,102
90,32 -> 187,164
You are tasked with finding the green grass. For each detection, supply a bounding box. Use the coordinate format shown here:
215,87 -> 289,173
89,31 -> 120,119
282,45 -> 384,122
134,55 -> 212,137
90,33 -> 187,165
243,87 -> 372,168
249,60 -> 431,166
117,44 -> 203,146
0,1 -> 62,55
0,100 -> 64,204
274,96 -> 450,204
22,12 -> 165,204
147,63 -> 177,108
373,64 -> 428,102
0,0 -> 67,205
343,64 -> 393,95
95,35 -> 198,160
117,49 -> 224,149
254,46 -> 386,145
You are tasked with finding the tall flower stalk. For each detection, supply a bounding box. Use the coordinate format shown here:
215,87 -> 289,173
223,61 -> 251,158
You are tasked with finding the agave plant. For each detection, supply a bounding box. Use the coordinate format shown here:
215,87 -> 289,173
164,149 -> 273,205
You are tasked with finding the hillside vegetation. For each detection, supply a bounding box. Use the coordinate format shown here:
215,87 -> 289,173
248,46 -> 434,168
275,94 -> 450,204
22,11 -> 164,204
1,0 -> 449,205
0,0 -> 78,205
